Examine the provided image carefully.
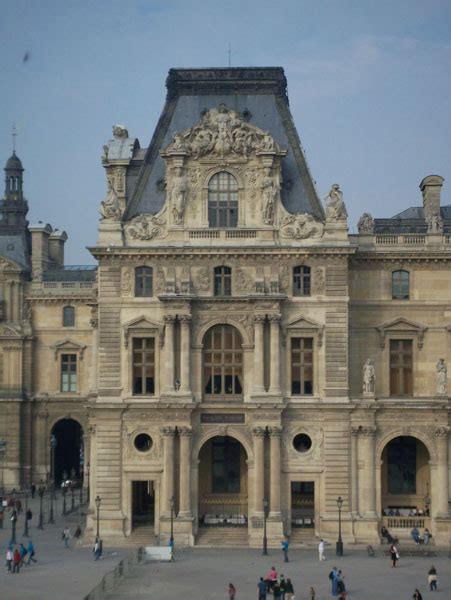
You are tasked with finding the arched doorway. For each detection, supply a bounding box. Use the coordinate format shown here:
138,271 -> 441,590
381,436 -> 431,518
198,435 -> 248,528
51,419 -> 83,485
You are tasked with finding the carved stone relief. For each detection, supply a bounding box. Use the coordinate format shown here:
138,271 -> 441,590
124,210 -> 167,241
192,267 -> 210,292
312,267 -> 325,294
121,267 -> 132,296
235,267 -> 253,293
280,213 -> 324,240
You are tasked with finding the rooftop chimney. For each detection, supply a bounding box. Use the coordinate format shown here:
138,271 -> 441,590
420,175 -> 444,219
49,229 -> 68,267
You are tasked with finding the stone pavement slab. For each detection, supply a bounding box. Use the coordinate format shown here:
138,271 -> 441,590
0,492 -> 126,600
107,547 -> 451,599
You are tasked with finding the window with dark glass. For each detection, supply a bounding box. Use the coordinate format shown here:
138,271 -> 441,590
214,266 -> 232,296
62,306 -> 75,327
208,172 -> 238,227
293,266 -> 311,296
135,267 -> 153,297
204,325 -> 242,396
387,436 -> 417,494
392,270 -> 410,300
61,354 -> 77,392
291,337 -> 313,395
212,436 -> 241,493
390,339 -> 413,396
132,338 -> 155,395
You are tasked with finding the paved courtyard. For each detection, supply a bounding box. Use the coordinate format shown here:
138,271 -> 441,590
108,547 -> 451,600
0,492 -> 127,600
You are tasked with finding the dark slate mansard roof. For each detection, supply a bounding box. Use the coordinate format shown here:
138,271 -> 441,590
123,67 -> 323,221
374,206 -> 451,234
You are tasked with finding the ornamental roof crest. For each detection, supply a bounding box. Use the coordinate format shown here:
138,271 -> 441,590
162,104 -> 286,159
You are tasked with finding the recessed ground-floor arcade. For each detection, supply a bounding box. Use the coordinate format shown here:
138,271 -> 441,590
84,407 -> 451,547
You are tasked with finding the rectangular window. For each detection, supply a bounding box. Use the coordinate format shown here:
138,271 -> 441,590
389,339 -> 413,396
61,354 -> 77,392
132,338 -> 155,395
212,437 -> 241,493
291,337 -> 313,395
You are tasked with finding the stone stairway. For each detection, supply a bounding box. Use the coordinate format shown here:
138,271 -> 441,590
114,525 -> 158,548
196,526 -> 249,547
289,528 -> 317,547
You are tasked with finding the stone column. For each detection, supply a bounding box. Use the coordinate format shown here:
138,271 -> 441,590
252,427 -> 266,517
359,426 -> 377,517
178,427 -> 192,517
434,427 -> 449,517
268,315 -> 281,394
269,426 -> 282,517
7,281 -> 13,320
350,427 -> 359,515
253,315 -> 265,393
89,309 -> 98,393
179,315 -> 191,393
161,427 -> 175,515
163,315 -> 176,393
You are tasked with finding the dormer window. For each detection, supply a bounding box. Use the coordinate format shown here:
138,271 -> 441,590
208,172 -> 238,228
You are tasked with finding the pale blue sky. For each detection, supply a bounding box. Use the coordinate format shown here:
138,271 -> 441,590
1,0 -> 451,263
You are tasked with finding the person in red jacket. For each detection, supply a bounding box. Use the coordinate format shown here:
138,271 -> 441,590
12,548 -> 21,573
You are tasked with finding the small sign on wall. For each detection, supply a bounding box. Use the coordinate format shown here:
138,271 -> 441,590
200,413 -> 245,424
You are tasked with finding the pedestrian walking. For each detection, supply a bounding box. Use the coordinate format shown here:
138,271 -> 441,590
285,578 -> 294,600
228,582 -> 236,600
427,565 -> 438,591
412,589 -> 423,600
318,538 -> 326,561
281,537 -> 289,562
62,526 -> 71,548
19,543 -> 28,566
27,540 -> 37,564
93,537 -> 102,561
257,577 -> 267,600
266,566 -> 278,592
74,524 -> 82,545
6,547 -> 13,572
30,483 -> 36,499
309,586 -> 316,600
26,508 -> 32,529
389,543 -> 398,567
273,581 -> 281,600
337,570 -> 346,594
12,548 -> 21,573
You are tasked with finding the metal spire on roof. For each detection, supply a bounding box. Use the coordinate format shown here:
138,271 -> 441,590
12,123 -> 18,154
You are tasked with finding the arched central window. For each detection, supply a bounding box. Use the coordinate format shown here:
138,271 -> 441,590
208,172 -> 238,228
204,325 -> 243,396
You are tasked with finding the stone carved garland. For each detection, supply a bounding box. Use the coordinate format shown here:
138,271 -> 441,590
163,105 -> 283,159
280,213 -> 324,240
125,210 -> 167,240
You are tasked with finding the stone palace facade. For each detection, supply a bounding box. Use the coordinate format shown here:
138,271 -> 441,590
1,67 -> 450,546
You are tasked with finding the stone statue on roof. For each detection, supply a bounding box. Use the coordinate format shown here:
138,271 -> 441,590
325,184 -> 347,222
100,179 -> 121,220
357,212 -> 375,233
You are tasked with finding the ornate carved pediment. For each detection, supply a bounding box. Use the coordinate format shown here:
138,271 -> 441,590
162,105 -> 287,159
284,315 -> 324,346
0,323 -> 22,338
50,339 -> 86,360
0,256 -> 22,272
280,213 -> 324,241
376,317 -> 427,349
122,315 -> 164,347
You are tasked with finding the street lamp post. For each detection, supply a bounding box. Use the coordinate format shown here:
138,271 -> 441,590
95,495 -> 102,556
50,434 -> 57,500
48,482 -> 55,524
23,486 -> 29,537
262,497 -> 268,556
62,485 -> 67,516
169,496 -> 175,560
0,439 -> 6,530
86,462 -> 90,505
37,481 -> 45,530
70,483 -> 75,512
10,508 -> 17,544
336,496 -> 343,556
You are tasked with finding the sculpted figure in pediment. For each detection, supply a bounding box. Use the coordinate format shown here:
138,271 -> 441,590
281,213 -> 324,240
163,105 -> 285,159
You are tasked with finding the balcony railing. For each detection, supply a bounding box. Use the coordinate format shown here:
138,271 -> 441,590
382,516 -> 431,529
198,503 -> 248,527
